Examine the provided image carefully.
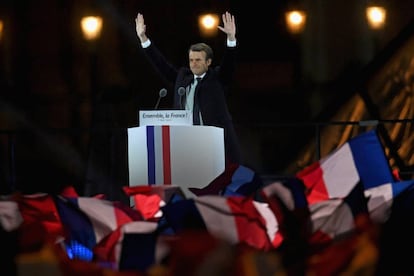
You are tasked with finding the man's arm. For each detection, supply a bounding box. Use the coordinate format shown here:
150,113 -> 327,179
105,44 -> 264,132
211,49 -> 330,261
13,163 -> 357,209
216,12 -> 237,84
134,12 -> 179,84
218,11 -> 236,45
135,13 -> 150,47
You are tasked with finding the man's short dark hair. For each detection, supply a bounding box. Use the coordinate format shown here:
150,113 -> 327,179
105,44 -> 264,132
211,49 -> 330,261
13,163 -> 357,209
189,43 -> 213,60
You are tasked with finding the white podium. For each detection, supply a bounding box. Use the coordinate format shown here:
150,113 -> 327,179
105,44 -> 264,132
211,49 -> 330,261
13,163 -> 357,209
127,124 -> 225,197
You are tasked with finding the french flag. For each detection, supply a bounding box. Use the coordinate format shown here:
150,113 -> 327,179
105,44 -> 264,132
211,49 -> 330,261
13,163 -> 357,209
145,125 -> 172,185
190,163 -> 264,197
55,196 -> 142,252
162,195 -> 281,250
122,185 -> 186,221
296,130 -> 394,204
308,182 -> 369,247
0,201 -> 23,232
365,179 -> 414,223
16,193 -> 66,250
259,179 -> 310,245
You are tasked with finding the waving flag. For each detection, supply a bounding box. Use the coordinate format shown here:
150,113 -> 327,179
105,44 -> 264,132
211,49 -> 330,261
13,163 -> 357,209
221,165 -> 264,196
365,179 -> 414,223
259,179 -> 310,250
0,200 -> 23,232
308,182 -> 369,248
296,130 -> 394,204
259,179 -> 370,250
162,195 -> 280,250
16,193 -> 65,251
123,185 -> 186,221
55,196 -> 142,259
189,163 -> 264,197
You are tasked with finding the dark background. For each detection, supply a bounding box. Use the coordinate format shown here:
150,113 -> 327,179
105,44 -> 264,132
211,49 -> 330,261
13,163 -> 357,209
0,0 -> 413,198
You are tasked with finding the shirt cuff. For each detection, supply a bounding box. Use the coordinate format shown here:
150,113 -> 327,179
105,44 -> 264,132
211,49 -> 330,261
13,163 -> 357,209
141,39 -> 151,48
227,39 -> 237,47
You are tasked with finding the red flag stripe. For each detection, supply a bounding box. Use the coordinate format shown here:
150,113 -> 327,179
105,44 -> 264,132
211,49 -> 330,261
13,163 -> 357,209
162,126 -> 172,184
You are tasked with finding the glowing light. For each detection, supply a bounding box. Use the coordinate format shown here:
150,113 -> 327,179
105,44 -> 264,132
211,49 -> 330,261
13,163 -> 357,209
80,16 -> 103,40
285,10 -> 306,34
366,6 -> 386,29
198,13 -> 219,37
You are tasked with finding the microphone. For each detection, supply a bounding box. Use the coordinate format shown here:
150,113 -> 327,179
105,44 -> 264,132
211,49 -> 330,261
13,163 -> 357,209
154,88 -> 167,109
177,87 -> 186,109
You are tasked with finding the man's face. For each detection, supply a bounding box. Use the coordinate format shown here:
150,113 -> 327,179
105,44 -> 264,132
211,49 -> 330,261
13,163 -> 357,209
189,50 -> 211,76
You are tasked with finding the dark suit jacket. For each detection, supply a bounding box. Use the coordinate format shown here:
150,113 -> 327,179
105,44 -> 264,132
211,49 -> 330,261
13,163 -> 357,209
141,42 -> 241,164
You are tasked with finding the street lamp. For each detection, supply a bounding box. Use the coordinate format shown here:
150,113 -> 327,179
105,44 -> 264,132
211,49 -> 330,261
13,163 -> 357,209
366,5 -> 386,30
80,14 -> 103,101
80,16 -> 103,41
80,14 -> 105,198
198,13 -> 219,37
285,9 -> 307,34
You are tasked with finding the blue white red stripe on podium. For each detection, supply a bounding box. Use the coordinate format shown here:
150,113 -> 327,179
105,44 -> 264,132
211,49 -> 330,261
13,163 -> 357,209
146,126 -> 172,185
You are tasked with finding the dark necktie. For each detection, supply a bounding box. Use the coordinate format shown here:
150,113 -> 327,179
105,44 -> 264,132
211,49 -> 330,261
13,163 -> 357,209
193,77 -> 202,125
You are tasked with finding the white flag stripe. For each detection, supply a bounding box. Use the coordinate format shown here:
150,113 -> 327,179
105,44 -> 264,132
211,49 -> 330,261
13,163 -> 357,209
365,183 -> 393,223
154,126 -> 164,184
253,201 -> 279,242
195,196 -> 239,244
0,201 -> 23,232
78,197 -> 118,243
321,143 -> 360,198
310,199 -> 355,239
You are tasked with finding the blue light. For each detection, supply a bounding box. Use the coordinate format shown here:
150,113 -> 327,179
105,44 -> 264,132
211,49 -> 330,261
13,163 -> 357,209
65,240 -> 94,261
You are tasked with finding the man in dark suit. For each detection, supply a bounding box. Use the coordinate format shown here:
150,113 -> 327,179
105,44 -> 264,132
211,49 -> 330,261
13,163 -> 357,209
135,11 -> 241,164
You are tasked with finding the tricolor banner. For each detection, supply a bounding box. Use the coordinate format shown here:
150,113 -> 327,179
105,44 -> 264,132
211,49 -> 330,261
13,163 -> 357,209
127,125 -> 225,197
146,125 -> 172,185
